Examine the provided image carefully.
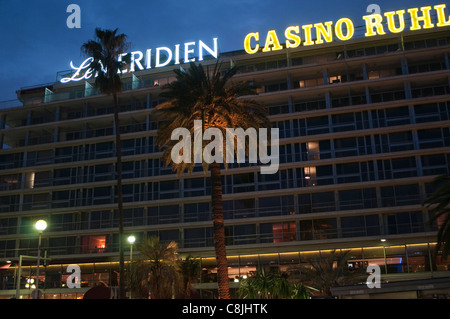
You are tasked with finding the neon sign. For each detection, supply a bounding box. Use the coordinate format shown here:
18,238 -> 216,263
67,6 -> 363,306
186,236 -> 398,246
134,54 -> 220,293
244,4 -> 450,54
60,38 -> 218,83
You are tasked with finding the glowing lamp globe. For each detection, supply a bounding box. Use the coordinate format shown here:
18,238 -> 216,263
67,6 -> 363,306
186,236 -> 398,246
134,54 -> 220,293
35,220 -> 47,232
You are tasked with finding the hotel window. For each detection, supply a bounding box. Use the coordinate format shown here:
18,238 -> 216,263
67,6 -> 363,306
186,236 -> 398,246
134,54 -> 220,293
147,205 -> 180,225
0,153 -> 22,170
81,235 -> 107,254
122,207 -> 144,227
158,179 -> 180,199
183,227 -> 213,248
314,164 -> 334,185
225,224 -> 256,245
293,99 -> 326,112
273,120 -> 291,138
336,162 -> 365,183
385,211 -> 424,235
91,164 -> 113,182
183,202 -> 210,222
184,177 -> 210,197
48,236 -> 76,255
23,192 -> 51,210
341,215 -> 380,238
380,184 -> 421,207
86,210 -> 112,229
391,157 -> 418,178
50,213 -> 75,232
0,173 -> 21,190
148,229 -> 179,245
257,171 -> 281,191
414,102 -> 450,123
122,161 -> 143,179
408,61 -> 446,74
0,195 -> 19,213
261,222 -> 297,243
122,138 -> 146,156
301,218 -> 337,240
0,240 -> 15,258
268,104 -> 289,115
52,190 -> 77,208
0,217 -> 17,235
338,188 -> 377,210
418,128 -> 450,149
421,154 -> 450,176
26,150 -> 54,166
55,146 -> 82,163
258,195 -> 295,217
370,89 -> 405,104
388,131 -> 415,152
120,183 -> 144,203
411,84 -> 449,98
54,168 -> 79,185
223,198 -> 255,219
299,191 -> 335,214
232,173 -> 255,193
264,82 -> 287,92
306,116 -> 329,135
278,144 -> 292,163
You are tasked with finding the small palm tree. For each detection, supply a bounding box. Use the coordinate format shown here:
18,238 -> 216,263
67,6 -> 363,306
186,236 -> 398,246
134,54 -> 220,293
422,174 -> 450,259
138,236 -> 181,299
153,61 -> 270,299
81,28 -> 131,299
239,269 -> 311,299
294,250 -> 357,296
177,255 -> 201,298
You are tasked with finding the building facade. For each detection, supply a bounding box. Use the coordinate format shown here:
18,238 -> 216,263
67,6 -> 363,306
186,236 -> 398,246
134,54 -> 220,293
0,25 -> 450,298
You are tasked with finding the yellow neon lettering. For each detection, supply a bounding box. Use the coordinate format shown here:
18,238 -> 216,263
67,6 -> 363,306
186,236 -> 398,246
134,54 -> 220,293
285,26 -> 301,48
408,6 -> 434,30
244,32 -> 259,54
314,21 -> 334,44
384,10 -> 406,33
335,18 -> 354,41
263,30 -> 283,52
302,24 -> 314,46
363,14 -> 386,36
435,4 -> 450,27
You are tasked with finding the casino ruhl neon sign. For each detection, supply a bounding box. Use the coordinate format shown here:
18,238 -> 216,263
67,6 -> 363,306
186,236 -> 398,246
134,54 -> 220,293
243,4 -> 450,54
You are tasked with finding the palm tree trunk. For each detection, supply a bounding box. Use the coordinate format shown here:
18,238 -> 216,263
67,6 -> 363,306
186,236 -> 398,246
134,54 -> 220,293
210,162 -> 230,299
113,93 -> 125,299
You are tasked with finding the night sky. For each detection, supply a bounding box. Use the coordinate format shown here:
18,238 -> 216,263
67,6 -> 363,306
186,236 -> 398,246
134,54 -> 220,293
0,0 -> 446,101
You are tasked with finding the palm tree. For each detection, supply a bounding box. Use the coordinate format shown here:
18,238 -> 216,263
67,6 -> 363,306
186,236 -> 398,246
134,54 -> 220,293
293,250 -> 359,296
138,236 -> 181,299
422,174 -> 450,259
81,28 -> 131,299
177,255 -> 201,298
238,269 -> 311,299
153,62 -> 269,299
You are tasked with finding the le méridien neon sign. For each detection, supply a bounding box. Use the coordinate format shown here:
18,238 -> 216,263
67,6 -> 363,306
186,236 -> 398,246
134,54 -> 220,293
60,38 -> 218,83
244,4 -> 450,54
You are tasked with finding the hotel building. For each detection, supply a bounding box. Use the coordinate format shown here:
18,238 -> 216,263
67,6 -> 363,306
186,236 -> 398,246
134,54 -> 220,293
0,19 -> 450,299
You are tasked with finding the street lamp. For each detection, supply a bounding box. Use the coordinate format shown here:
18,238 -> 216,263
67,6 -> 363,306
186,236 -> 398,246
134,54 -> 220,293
34,219 -> 47,299
127,235 -> 136,262
127,235 -> 136,299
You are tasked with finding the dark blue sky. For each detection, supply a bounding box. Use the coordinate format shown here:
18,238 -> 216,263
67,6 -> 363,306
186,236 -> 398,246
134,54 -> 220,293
0,0 -> 446,101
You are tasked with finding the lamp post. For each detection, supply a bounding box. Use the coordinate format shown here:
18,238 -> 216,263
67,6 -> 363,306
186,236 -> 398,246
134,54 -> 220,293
127,235 -> 136,299
127,235 -> 136,262
34,219 -> 47,299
